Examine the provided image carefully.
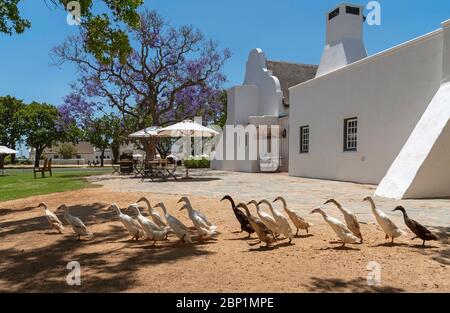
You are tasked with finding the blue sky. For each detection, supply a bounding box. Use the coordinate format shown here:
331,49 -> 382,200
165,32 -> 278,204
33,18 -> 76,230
2,0 -> 450,156
1,0 -> 449,107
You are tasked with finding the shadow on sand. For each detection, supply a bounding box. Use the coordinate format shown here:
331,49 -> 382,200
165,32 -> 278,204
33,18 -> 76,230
0,202 -> 216,292
303,277 -> 405,293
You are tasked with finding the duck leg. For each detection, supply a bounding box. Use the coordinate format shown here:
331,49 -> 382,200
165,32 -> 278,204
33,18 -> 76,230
295,228 -> 299,236
246,232 -> 251,238
422,240 -> 426,246
77,234 -> 81,241
306,227 -> 309,234
249,240 -> 261,246
341,242 -> 346,247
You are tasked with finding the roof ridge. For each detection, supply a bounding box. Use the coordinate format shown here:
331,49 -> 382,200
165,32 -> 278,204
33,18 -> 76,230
266,59 -> 318,68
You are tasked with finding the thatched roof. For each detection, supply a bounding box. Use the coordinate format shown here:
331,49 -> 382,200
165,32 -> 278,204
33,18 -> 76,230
266,60 -> 318,106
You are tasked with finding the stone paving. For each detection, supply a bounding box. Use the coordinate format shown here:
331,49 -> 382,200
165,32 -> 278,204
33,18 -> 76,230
91,169 -> 450,228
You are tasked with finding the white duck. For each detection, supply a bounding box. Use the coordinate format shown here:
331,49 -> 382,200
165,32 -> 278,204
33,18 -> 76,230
178,197 -> 216,230
128,204 -> 167,245
137,196 -> 167,228
39,202 -> 64,234
57,204 -> 92,240
324,199 -> 363,243
273,197 -> 312,235
258,199 -> 294,243
178,197 -> 217,240
247,200 -> 280,236
153,202 -> 193,244
109,203 -> 144,241
363,196 -> 405,244
310,207 -> 359,247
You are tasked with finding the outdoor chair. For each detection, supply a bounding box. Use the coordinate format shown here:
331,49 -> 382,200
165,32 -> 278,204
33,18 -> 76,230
164,157 -> 178,180
34,158 -> 53,179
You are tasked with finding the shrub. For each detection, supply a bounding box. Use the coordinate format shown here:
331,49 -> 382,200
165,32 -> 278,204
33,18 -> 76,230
184,158 -> 210,168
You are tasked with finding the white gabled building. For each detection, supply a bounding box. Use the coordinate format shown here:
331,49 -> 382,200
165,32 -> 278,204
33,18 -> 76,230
213,3 -> 450,199
211,49 -> 317,172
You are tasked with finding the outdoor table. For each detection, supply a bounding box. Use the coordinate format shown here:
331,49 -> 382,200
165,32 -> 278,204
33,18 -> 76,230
112,164 -> 120,175
119,160 -> 134,175
139,159 -> 177,181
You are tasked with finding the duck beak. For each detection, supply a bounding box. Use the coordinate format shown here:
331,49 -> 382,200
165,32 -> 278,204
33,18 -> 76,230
177,198 -> 183,204
272,198 -> 278,203
179,205 -> 185,211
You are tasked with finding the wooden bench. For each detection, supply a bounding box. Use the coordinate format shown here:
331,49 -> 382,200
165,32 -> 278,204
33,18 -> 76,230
34,158 -> 52,179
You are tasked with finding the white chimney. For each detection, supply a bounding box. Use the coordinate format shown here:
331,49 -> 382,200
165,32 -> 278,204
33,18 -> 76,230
442,19 -> 450,83
316,3 -> 367,77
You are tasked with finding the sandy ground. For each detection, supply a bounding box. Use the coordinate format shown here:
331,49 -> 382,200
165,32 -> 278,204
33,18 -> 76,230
0,187 -> 449,293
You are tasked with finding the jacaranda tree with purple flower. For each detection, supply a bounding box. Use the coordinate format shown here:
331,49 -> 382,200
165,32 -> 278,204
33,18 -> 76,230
52,10 -> 230,159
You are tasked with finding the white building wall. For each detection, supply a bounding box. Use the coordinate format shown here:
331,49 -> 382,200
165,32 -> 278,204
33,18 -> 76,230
243,49 -> 283,117
289,29 -> 443,184
376,21 -> 450,199
212,48 -> 283,173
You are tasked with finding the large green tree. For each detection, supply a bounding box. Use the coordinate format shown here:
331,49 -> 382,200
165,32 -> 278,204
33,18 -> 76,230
19,102 -> 70,167
0,95 -> 25,164
0,0 -> 143,64
84,114 -> 121,167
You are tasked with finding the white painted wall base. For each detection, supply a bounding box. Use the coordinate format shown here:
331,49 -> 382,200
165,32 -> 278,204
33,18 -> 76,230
375,83 -> 450,199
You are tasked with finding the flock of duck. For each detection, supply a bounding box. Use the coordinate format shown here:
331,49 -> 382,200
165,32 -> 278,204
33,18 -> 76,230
220,195 -> 438,248
40,196 -> 217,245
39,194 -> 438,249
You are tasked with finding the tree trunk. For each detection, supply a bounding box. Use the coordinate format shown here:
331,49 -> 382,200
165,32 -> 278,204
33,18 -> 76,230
34,147 -> 41,168
100,149 -> 105,167
10,143 -> 16,164
112,142 -> 120,164
0,155 -> 4,171
143,137 -> 158,161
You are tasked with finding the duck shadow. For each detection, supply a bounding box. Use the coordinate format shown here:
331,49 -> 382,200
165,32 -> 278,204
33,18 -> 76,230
371,242 -> 410,248
410,244 -> 439,249
318,246 -> 360,251
246,245 -> 278,252
43,231 -> 63,235
294,234 -> 313,239
276,241 -> 295,248
226,236 -> 254,241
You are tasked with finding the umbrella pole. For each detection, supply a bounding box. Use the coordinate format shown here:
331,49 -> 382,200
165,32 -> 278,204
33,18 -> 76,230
183,163 -> 190,179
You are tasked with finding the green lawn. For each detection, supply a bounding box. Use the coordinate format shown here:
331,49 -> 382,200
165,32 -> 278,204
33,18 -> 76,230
0,168 -> 111,202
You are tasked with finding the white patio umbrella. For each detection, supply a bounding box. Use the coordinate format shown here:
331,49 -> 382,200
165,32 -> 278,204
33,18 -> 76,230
128,126 -> 160,161
0,146 -> 18,176
0,146 -> 17,154
157,120 -> 219,138
157,120 -> 219,178
128,126 -> 160,138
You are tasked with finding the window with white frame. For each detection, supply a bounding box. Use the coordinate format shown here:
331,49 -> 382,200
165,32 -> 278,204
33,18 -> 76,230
344,117 -> 358,151
300,125 -> 309,153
